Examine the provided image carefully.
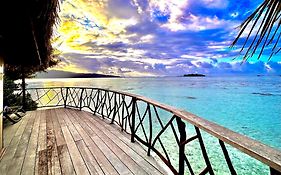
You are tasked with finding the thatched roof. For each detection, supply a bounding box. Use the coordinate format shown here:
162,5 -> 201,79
0,0 -> 60,66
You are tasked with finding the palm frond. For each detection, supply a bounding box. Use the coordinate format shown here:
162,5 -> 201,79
231,0 -> 281,61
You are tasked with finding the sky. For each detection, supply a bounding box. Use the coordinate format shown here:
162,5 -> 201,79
50,0 -> 281,77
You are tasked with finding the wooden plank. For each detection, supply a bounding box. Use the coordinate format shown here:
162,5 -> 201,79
63,110 -> 118,175
38,149 -> 48,175
60,109 -> 82,141
76,139 -> 101,175
81,110 -> 167,174
6,110 -> 36,175
72,110 -> 148,175
21,110 -> 41,175
0,108 -> 167,175
67,110 -> 132,175
58,109 -> 82,142
35,110 -> 48,175
0,135 -> 21,174
64,109 -> 80,125
0,112 -> 31,174
62,109 -> 82,142
0,111 -> 29,164
74,110 -> 163,175
38,110 -> 47,151
54,108 -> 76,175
59,109 -> 73,126
55,108 -> 66,127
3,111 -> 29,147
61,125 -> 90,175
60,109 -> 105,173
46,109 -> 61,175
67,125 -> 82,142
51,108 -> 66,146
57,144 -> 76,175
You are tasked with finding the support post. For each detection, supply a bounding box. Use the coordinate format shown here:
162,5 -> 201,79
21,66 -> 26,110
94,90 -> 100,115
270,167 -> 281,175
130,97 -> 136,143
64,87 -> 69,108
195,126 -> 214,175
176,116 -> 186,175
219,140 -> 237,175
147,104 -> 152,156
111,93 -> 117,124
101,91 -> 107,118
0,58 -> 4,149
79,88 -> 84,111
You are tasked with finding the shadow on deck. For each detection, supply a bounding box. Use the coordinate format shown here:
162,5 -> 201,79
0,108 -> 167,175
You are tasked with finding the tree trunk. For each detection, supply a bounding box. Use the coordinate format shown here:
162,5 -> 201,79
0,57 -> 4,150
21,66 -> 26,110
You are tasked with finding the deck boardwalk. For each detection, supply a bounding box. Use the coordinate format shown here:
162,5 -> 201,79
0,108 -> 167,175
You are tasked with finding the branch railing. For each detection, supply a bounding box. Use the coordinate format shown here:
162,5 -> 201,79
24,87 -> 281,175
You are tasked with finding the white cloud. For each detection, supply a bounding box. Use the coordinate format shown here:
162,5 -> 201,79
163,13 -> 238,31
201,0 -> 229,9
181,54 -> 204,59
131,0 -> 143,14
140,34 -> 155,43
148,0 -> 189,31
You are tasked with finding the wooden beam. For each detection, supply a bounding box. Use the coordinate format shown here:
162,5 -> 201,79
30,19 -> 42,65
0,58 -> 4,149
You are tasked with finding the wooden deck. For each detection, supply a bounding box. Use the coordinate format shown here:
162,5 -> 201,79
0,108 -> 167,175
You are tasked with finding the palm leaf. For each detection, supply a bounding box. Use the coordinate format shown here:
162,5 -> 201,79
231,0 -> 281,61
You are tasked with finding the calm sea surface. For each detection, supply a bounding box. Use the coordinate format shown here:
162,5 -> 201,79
27,76 -> 281,174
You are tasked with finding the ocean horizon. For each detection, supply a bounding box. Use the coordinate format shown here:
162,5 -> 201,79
26,75 -> 281,174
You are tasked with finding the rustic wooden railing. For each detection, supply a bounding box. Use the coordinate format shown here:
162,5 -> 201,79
19,87 -> 281,175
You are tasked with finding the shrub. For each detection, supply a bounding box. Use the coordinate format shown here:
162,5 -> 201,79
4,76 -> 37,111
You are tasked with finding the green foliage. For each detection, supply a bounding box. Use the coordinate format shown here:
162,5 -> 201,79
4,76 -> 37,111
3,51 -> 59,111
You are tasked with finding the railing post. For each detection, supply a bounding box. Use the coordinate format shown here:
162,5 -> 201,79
147,104 -> 152,156
111,93 -> 117,124
131,97 -> 136,143
94,89 -> 100,115
64,87 -> 69,108
79,88 -> 84,111
21,66 -> 26,110
121,95 -> 125,131
270,167 -> 281,175
195,126 -> 214,175
101,90 -> 107,119
176,116 -> 186,175
219,140 -> 237,175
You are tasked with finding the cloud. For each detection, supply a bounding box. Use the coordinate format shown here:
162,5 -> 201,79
218,62 -> 232,69
201,0 -> 229,9
266,62 -> 281,73
196,62 -> 214,69
162,13 -> 239,32
49,0 -> 280,77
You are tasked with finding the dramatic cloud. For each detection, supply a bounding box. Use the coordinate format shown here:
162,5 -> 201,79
50,0 -> 280,77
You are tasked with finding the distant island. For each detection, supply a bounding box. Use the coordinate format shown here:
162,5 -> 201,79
35,70 -> 120,78
183,73 -> 206,77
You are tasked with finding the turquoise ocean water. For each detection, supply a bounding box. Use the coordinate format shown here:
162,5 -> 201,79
27,76 -> 281,174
